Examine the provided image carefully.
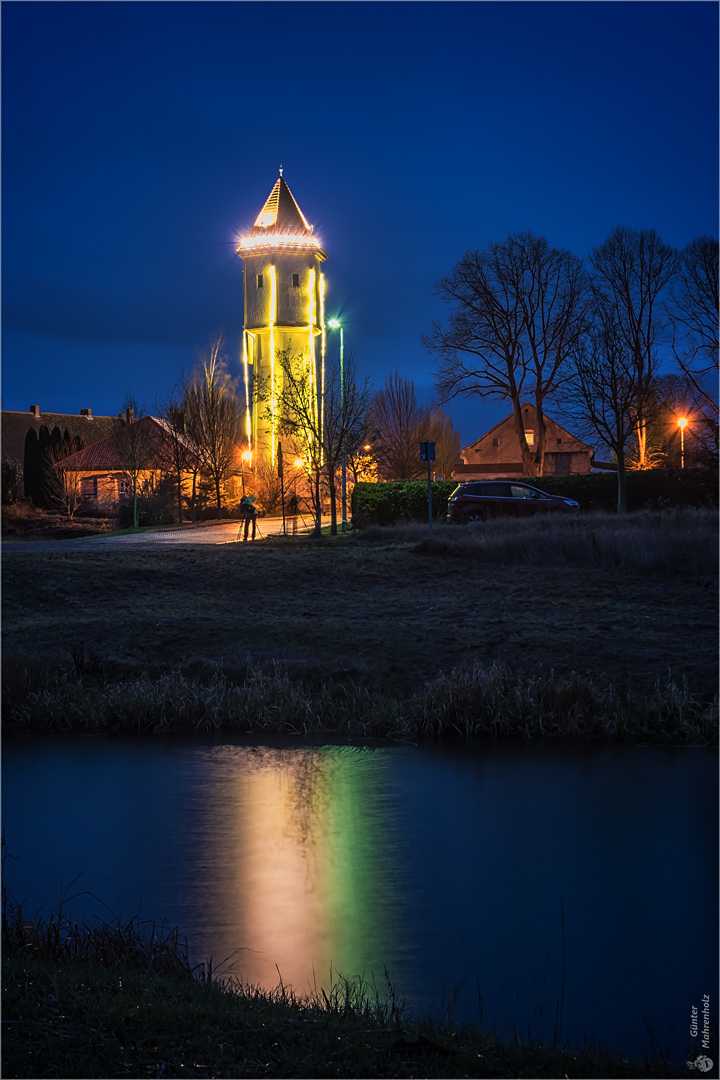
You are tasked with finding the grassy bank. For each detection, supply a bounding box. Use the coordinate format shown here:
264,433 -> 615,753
2,898 -> 680,1079
3,510 -> 717,743
365,507 -> 719,574
4,659 -> 717,744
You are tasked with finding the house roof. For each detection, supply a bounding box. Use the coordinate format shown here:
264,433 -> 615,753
463,403 -> 593,455
1,410 -> 118,467
55,416 -> 195,472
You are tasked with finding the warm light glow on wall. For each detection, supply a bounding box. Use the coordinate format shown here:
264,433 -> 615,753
320,273 -> 326,458
270,265 -> 277,465
308,268 -> 317,435
242,333 -> 252,455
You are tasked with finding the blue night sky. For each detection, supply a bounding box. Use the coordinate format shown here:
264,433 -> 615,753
2,1 -> 717,446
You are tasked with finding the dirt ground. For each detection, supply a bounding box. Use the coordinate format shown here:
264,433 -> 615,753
2,536 -> 717,699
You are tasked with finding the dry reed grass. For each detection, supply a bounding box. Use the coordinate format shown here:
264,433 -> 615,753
7,659 -> 717,744
362,508 -> 719,575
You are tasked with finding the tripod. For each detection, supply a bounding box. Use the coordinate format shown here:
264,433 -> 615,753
236,514 -> 262,541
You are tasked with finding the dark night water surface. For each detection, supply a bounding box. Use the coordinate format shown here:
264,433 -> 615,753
3,736 -> 717,1057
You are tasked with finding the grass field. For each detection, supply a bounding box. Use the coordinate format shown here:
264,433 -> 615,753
3,510 -> 717,741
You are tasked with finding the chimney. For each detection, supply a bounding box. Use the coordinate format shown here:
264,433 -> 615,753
30,405 -> 40,417
125,407 -> 134,425
80,408 -> 92,417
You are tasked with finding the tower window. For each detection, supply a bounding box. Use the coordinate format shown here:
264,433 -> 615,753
257,274 -> 264,289
292,273 -> 300,288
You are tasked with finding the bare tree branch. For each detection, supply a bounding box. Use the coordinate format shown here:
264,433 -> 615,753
424,233 -> 590,476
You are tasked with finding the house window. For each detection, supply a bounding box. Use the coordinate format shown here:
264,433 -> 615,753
492,438 -> 499,447
81,477 -> 98,497
117,478 -> 131,500
257,274 -> 264,289
524,430 -> 535,446
292,273 -> 300,287
557,438 -> 563,445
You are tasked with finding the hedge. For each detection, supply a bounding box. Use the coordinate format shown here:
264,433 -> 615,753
351,481 -> 458,527
351,469 -> 718,526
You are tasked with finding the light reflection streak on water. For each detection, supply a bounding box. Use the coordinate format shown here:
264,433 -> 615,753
201,746 -> 395,990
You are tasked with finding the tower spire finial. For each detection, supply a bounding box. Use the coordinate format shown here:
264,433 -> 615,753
279,163 -> 283,177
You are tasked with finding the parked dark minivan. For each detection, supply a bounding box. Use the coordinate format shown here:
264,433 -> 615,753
447,481 -> 579,523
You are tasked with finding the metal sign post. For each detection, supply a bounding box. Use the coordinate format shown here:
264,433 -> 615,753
419,441 -> 436,539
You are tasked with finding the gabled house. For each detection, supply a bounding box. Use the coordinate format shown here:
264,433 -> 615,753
456,403 -> 594,479
53,415 -> 197,511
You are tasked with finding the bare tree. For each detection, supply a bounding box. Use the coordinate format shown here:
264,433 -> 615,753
320,349 -> 373,534
369,373 -> 459,481
370,373 -> 426,480
44,445 -> 92,520
184,339 -> 243,517
667,235 -> 719,421
269,345 -> 324,535
564,311 -> 641,513
155,374 -> 201,524
425,233 -> 590,476
425,409 -> 461,480
114,396 -> 161,528
589,226 -> 678,468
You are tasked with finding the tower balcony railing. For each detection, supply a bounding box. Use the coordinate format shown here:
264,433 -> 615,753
236,233 -> 325,254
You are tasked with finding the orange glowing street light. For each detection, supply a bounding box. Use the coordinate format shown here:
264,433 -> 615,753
241,449 -> 252,495
678,417 -> 688,469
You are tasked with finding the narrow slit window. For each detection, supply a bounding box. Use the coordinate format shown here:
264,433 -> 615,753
492,438 -> 499,447
257,274 -> 264,289
557,438 -> 563,445
292,273 -> 300,288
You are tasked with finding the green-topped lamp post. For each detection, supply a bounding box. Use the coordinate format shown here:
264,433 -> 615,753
328,319 -> 348,532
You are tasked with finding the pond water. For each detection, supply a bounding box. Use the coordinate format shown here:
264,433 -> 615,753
3,735 -> 717,1058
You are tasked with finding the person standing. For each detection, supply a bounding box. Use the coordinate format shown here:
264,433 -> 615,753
286,492 -> 299,536
238,494 -> 258,541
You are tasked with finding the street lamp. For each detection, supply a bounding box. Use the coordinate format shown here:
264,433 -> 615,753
678,417 -> 687,469
241,450 -> 251,495
327,318 -> 348,532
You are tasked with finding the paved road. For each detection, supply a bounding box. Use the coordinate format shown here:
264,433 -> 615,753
2,516 -> 318,555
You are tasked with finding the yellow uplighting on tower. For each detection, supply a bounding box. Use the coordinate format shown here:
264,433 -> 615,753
236,172 -> 328,470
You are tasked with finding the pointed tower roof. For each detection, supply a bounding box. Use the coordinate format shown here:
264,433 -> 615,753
236,173 -> 327,259
252,176 -> 313,235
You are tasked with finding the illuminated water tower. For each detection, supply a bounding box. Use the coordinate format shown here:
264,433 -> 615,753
236,172 -> 328,465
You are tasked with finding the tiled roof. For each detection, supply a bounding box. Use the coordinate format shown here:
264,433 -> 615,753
55,416 -> 187,472
1,411 -> 117,467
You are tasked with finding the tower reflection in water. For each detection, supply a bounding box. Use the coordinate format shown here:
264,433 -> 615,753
201,746 -> 397,993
